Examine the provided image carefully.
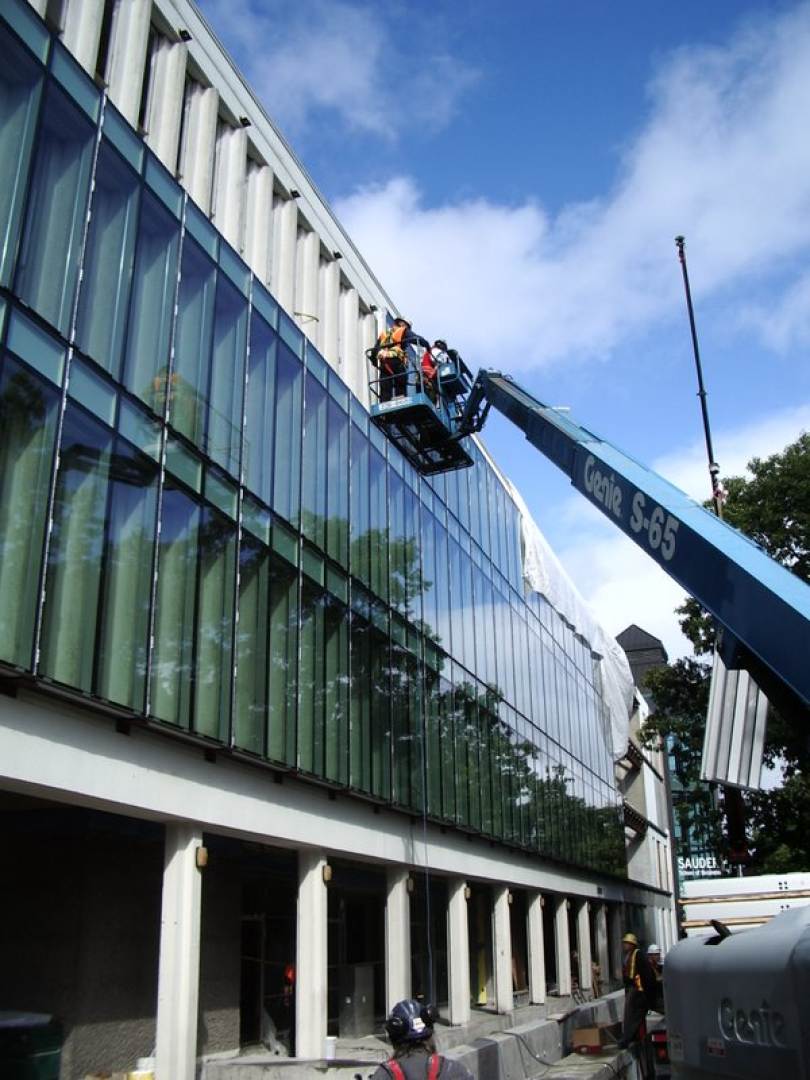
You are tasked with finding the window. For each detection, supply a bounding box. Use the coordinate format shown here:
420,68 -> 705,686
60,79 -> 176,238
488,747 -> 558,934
75,138 -> 141,377
0,23 -> 44,287
0,354 -> 60,668
16,83 -> 95,334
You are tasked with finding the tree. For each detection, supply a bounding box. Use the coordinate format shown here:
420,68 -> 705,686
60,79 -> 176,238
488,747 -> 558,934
643,434 -> 810,873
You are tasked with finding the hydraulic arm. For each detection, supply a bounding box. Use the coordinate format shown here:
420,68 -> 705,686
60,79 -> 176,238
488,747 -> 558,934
457,371 -> 810,713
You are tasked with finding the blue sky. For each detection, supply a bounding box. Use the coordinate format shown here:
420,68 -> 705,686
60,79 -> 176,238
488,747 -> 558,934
199,0 -> 810,660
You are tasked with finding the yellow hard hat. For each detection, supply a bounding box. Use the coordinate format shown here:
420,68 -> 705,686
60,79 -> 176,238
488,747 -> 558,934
622,932 -> 638,945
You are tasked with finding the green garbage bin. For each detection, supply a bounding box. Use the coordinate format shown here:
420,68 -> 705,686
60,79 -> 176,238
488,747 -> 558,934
0,1012 -> 62,1079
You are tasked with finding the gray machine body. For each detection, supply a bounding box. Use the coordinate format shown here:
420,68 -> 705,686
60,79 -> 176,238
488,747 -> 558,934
664,905 -> 810,1078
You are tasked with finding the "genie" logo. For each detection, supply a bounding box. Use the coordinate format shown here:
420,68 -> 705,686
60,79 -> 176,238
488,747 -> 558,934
718,998 -> 786,1048
583,455 -> 622,519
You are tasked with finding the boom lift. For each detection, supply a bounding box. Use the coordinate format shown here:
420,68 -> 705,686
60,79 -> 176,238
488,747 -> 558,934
370,367 -> 810,718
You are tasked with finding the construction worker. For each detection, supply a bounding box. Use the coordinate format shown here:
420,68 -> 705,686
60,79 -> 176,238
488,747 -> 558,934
372,1000 -> 473,1079
420,339 -> 450,404
646,944 -> 665,1012
368,317 -> 428,402
618,932 -> 656,1050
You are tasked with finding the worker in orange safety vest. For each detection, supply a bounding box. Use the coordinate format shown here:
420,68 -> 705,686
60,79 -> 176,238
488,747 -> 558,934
368,317 -> 428,402
618,932 -> 656,1050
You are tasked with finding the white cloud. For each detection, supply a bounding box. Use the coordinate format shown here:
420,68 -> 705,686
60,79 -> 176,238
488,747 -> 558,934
551,404 -> 810,660
336,4 -> 810,367
737,271 -> 810,353
198,0 -> 478,138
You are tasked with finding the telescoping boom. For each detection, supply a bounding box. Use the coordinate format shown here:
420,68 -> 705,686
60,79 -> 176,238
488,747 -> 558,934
453,371 -> 810,716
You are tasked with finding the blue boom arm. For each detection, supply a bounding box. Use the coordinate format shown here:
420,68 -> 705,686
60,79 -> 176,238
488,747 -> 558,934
458,371 -> 810,711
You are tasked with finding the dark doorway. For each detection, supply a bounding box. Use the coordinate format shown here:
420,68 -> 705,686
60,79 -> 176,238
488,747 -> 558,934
410,874 -> 448,1006
467,885 -> 492,1007
510,890 -> 529,1003
543,896 -> 557,991
327,861 -> 386,1037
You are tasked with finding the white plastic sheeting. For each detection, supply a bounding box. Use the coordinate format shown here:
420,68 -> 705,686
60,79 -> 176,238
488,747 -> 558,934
502,476 -> 635,760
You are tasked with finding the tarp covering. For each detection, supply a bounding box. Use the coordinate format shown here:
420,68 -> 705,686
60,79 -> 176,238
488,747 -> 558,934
502,475 -> 635,760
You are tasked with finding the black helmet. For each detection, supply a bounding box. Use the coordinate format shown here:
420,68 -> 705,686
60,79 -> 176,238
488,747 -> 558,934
433,339 -> 448,350
385,999 -> 438,1043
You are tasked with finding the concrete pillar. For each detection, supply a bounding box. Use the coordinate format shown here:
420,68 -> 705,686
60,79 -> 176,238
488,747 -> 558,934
105,0 -> 152,126
447,879 -> 470,1026
272,196 -> 298,313
338,284 -> 360,397
385,868 -> 411,1013
609,904 -> 624,982
492,886 -> 513,1014
155,823 -> 203,1080
62,0 -> 106,75
318,258 -> 340,367
576,900 -> 592,992
295,228 -> 320,344
595,903 -> 610,991
146,38 -> 189,173
213,124 -> 247,251
180,83 -> 219,214
527,892 -> 546,1004
554,896 -> 572,996
295,850 -> 328,1058
245,163 -> 274,285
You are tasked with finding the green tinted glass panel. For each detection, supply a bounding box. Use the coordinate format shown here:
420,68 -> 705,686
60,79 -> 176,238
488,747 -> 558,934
122,189 -> 181,411
0,23 -> 44,286
67,357 -> 117,426
208,274 -> 247,477
0,355 -> 59,667
39,405 -> 113,690
272,342 -> 302,526
16,83 -> 95,334
325,396 -> 348,567
7,307 -> 64,385
95,438 -> 159,709
173,237 -> 215,448
75,139 -> 141,378
301,371 -> 327,549
51,41 -> 99,120
4,0 -> 49,62
244,313 -> 276,505
193,504 -> 236,740
151,480 -> 200,726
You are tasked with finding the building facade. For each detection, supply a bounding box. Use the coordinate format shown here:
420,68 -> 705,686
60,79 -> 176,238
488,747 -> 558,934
0,1 -> 673,1076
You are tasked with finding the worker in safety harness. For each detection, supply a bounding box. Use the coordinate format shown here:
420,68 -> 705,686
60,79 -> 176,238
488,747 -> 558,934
371,1000 -> 473,1080
618,932 -> 656,1051
368,317 -> 428,402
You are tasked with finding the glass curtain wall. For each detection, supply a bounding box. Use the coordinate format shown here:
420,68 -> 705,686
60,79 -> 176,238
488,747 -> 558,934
0,1 -> 624,878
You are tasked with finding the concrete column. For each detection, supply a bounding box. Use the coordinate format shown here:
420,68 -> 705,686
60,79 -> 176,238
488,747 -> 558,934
146,38 -> 189,173
318,258 -> 340,367
180,83 -> 219,214
595,903 -> 610,991
272,196 -> 298,313
245,163 -> 274,285
576,900 -> 592,992
385,868 -> 411,1013
609,904 -> 624,982
447,879 -> 470,1026
554,896 -> 572,996
155,823 -> 203,1080
62,0 -> 105,75
492,886 -> 513,1014
296,850 -> 328,1058
295,228 -> 320,344
105,0 -> 152,126
338,284 -> 360,397
212,124 -> 247,251
527,892 -> 546,1004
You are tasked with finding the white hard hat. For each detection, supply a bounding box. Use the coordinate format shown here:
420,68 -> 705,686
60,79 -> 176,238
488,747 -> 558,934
647,943 -> 661,954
